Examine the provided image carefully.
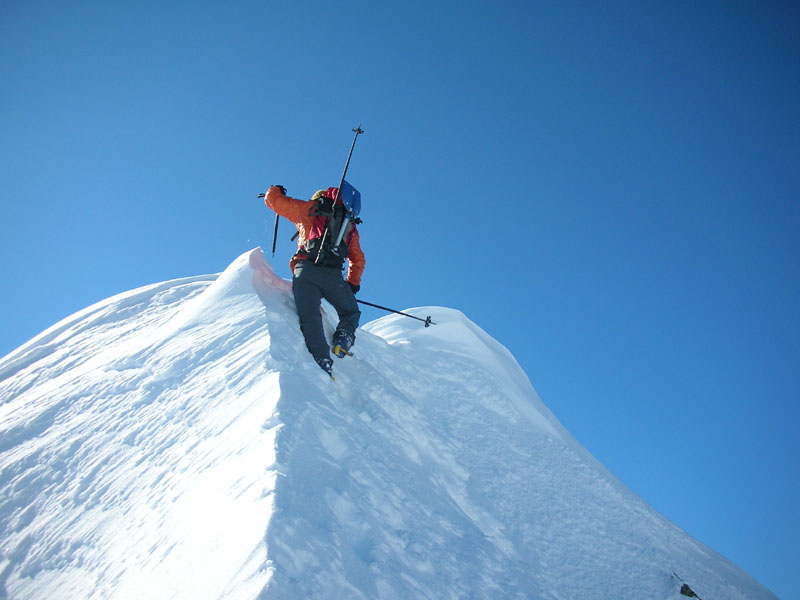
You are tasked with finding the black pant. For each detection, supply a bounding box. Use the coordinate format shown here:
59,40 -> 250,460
292,260 -> 360,362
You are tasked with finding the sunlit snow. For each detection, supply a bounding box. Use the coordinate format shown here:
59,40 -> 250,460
0,249 -> 775,599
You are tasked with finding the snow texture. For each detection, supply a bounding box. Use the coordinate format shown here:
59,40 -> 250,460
0,248 -> 776,599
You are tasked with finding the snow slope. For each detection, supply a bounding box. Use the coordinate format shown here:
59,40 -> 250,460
0,248 -> 776,599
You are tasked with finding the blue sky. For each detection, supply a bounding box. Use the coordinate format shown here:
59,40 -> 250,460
1,1 -> 798,597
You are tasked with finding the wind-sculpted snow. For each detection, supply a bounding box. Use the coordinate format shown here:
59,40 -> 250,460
0,249 -> 776,599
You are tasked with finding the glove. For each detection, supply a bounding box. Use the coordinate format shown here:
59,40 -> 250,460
349,283 -> 360,295
271,185 -> 287,195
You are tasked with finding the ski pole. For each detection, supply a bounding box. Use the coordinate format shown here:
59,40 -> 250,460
335,124 -> 364,205
316,124 -> 364,264
356,299 -> 435,327
270,213 -> 279,256
257,190 -> 283,256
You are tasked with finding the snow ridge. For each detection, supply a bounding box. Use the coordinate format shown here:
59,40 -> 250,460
0,249 -> 776,599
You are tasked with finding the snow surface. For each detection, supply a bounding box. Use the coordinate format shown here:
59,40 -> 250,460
0,248 -> 776,599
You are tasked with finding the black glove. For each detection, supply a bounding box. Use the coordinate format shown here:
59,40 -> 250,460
349,283 -> 360,295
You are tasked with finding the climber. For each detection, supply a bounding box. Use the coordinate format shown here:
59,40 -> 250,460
263,185 -> 364,377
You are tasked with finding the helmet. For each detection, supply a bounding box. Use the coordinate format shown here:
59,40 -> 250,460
311,187 -> 340,203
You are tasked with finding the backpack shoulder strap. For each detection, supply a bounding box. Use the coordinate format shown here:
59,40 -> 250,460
308,197 -> 334,217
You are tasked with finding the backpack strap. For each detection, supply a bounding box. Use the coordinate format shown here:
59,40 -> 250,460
308,196 -> 334,218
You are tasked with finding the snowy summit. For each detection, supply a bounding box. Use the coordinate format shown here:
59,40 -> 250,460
0,248 -> 776,599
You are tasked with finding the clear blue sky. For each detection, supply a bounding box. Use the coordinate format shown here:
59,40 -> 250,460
2,1 -> 798,597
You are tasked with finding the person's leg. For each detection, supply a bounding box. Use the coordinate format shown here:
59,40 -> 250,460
292,265 -> 330,362
320,273 -> 360,353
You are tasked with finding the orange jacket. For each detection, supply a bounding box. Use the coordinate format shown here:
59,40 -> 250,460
265,185 -> 365,286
